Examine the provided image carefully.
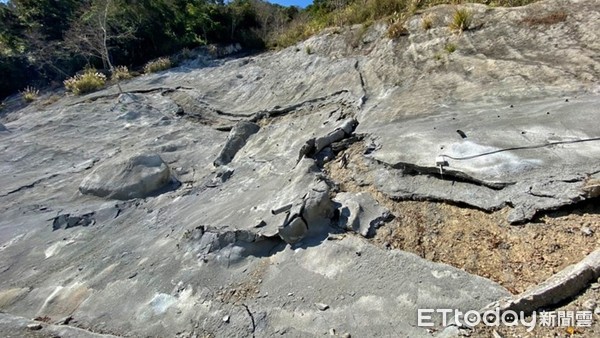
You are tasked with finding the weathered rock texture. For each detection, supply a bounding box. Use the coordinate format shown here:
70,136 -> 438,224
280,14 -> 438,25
1,0 -> 599,337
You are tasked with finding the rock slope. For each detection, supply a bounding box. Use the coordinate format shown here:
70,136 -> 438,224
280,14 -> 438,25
0,0 -> 599,337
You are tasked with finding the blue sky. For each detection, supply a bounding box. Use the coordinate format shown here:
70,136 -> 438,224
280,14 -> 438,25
0,0 -> 312,7
269,0 -> 313,8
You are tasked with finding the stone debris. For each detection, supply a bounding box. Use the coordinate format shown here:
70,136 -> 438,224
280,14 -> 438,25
334,192 -> 393,237
583,177 -> 600,198
278,216 -> 308,244
582,299 -> 597,311
52,212 -> 95,230
315,303 -> 329,311
27,323 -> 42,330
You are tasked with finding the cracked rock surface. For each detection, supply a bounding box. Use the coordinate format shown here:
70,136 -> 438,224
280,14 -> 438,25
1,0 -> 600,337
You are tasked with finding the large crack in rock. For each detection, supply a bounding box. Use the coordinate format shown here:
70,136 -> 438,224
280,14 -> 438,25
359,94 -> 600,223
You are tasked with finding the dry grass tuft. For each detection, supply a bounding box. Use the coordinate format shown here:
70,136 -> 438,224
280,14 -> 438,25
448,7 -> 472,32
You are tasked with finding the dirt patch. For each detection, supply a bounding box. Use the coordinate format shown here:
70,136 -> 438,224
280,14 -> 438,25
324,142 -> 600,294
218,260 -> 269,304
324,141 -> 600,335
521,10 -> 568,26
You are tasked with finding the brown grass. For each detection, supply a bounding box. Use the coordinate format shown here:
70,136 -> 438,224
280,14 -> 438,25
521,10 -> 568,26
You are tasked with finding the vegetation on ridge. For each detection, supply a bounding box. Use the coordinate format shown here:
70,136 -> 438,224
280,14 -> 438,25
0,0 -> 541,100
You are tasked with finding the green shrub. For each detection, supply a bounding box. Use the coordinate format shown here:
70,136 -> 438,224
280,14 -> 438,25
111,66 -> 132,81
64,68 -> 107,95
20,86 -> 39,102
449,8 -> 472,32
444,42 -> 457,53
144,57 -> 172,74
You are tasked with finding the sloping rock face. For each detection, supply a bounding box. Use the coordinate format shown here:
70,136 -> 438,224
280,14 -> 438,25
0,0 -> 599,337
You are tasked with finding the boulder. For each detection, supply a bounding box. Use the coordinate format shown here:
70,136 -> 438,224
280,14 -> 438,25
79,153 -> 171,200
278,217 -> 308,244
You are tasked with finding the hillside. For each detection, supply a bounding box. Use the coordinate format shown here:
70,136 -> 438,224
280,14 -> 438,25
1,0 -> 600,337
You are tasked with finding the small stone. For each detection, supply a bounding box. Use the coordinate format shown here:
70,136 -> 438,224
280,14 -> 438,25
56,316 -> 73,325
222,315 -> 230,323
287,292 -> 294,296
582,227 -> 593,236
342,334 -> 351,338
315,303 -> 329,311
329,328 -> 336,335
583,299 -> 597,311
591,283 -> 600,290
458,328 -> 472,337
27,323 -> 43,330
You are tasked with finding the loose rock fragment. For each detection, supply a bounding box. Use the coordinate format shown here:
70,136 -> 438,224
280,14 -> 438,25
27,323 -> 42,330
582,299 -> 597,311
278,217 -> 308,244
52,212 -> 95,230
334,192 -> 393,237
315,303 -> 329,311
214,121 -> 260,166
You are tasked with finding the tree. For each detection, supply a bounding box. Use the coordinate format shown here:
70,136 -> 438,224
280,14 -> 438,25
0,4 -> 26,55
11,0 -> 79,41
65,0 -> 137,93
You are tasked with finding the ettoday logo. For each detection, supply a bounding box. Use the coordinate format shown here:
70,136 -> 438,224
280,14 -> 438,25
417,308 -> 593,332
